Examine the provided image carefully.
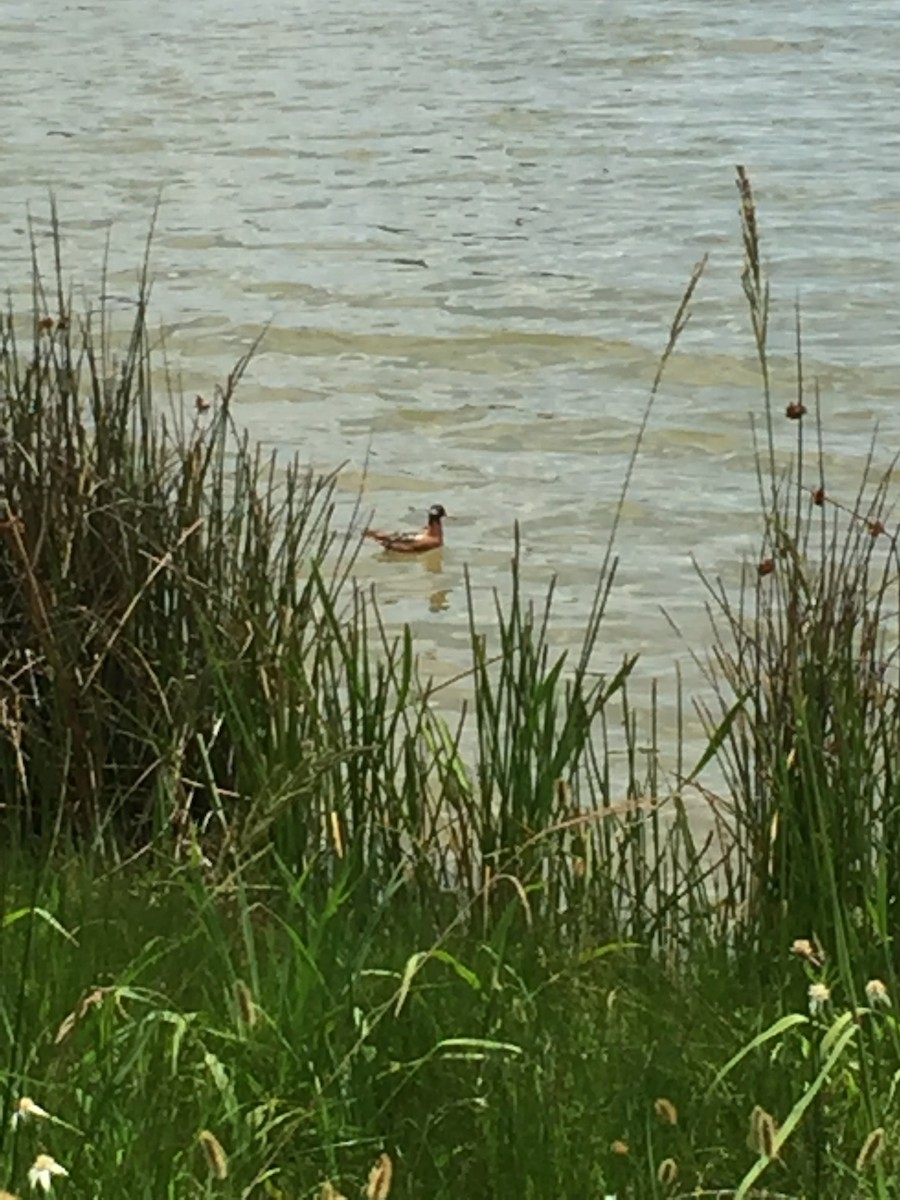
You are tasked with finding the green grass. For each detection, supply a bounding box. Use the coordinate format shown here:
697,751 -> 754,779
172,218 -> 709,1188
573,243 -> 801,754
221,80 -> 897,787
3,173 -> 900,1197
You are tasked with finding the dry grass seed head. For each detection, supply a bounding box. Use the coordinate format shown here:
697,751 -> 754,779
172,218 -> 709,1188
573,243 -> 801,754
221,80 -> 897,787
198,1130 -> 229,1180
366,1153 -> 393,1200
749,1105 -> 779,1160
657,1158 -> 678,1186
54,987 -> 111,1043
856,1127 -> 885,1172
234,978 -> 259,1029
654,1097 -> 678,1126
329,809 -> 344,859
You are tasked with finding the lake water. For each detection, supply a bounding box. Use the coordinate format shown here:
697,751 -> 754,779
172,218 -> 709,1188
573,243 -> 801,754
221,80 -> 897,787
2,0 -> 899,785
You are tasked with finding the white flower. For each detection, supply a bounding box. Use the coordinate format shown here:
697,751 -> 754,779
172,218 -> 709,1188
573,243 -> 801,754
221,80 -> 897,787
11,1096 -> 51,1128
28,1155 -> 68,1192
865,979 -> 890,1007
808,982 -> 831,1014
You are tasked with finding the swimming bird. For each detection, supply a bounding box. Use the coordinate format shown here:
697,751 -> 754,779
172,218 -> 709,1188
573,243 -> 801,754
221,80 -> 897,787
365,503 -> 446,553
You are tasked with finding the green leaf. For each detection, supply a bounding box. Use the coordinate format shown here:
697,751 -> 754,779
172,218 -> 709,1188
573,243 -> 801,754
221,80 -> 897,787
394,951 -> 428,1016
684,690 -> 749,785
431,949 -> 482,991
435,1037 -> 523,1059
577,941 -> 640,966
2,906 -> 78,944
707,1013 -> 809,1096
735,1018 -> 858,1198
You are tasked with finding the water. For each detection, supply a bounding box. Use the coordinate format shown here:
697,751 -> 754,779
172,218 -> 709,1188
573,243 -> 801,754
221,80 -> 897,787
2,0 -> 899,777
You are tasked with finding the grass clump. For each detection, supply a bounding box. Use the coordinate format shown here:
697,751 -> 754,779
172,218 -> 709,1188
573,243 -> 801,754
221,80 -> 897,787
3,173 -> 900,1198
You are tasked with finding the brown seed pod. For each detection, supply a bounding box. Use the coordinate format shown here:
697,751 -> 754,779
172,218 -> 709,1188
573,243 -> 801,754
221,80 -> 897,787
758,558 -> 775,577
785,401 -> 807,420
812,486 -> 825,506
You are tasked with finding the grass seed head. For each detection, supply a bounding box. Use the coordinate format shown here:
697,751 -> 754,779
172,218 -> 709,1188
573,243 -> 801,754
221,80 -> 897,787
54,987 -> 109,1044
610,1139 -> 629,1156
654,1097 -> 678,1126
749,1106 -> 779,1160
319,1184 -> 347,1200
366,1153 -> 393,1200
234,978 -> 259,1029
657,1157 -> 678,1186
329,809 -> 345,859
856,1127 -> 885,1172
198,1130 -> 229,1180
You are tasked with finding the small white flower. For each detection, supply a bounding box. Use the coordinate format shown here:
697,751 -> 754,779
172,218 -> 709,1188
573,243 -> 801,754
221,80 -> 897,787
28,1154 -> 68,1192
11,1096 -> 51,1128
866,979 -> 890,1008
808,982 -> 831,1015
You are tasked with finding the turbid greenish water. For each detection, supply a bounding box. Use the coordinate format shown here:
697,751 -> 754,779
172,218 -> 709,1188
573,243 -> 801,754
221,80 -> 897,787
2,0 -> 899,764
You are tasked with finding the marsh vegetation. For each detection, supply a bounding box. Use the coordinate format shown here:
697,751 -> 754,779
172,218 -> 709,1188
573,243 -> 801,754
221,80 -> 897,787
2,175 -> 900,1198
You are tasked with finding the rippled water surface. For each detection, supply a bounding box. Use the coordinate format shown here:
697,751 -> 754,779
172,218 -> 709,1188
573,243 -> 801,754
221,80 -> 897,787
3,0 -> 900,768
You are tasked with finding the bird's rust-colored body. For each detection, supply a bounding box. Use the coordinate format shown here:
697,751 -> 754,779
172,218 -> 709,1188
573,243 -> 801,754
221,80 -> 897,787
365,503 -> 446,553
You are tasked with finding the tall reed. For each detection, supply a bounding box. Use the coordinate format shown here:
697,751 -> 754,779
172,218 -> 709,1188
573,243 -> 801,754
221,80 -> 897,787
699,170 -> 900,962
0,213 -> 704,953
5,176 -> 900,1197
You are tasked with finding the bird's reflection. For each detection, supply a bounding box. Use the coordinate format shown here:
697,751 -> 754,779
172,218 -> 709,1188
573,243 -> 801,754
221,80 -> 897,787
429,588 -> 451,613
379,547 -> 443,573
373,544 -> 450,611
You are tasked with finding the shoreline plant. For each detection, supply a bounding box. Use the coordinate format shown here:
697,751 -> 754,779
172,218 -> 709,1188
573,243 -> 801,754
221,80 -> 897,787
2,171 -> 899,1197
